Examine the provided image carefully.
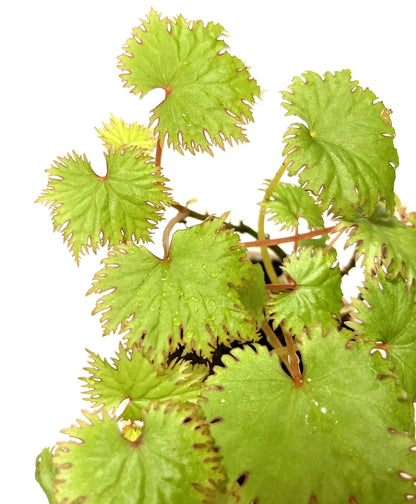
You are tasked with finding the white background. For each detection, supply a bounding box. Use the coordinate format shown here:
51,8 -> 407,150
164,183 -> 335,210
1,0 -> 415,501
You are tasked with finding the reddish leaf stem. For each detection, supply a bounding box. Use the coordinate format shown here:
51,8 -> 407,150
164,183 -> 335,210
243,226 -> 337,248
155,136 -> 163,167
283,330 -> 303,387
266,283 -> 297,291
322,226 -> 347,254
261,321 -> 290,370
294,225 -> 299,252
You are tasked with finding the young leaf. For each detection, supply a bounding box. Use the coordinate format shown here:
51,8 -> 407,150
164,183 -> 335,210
343,205 -> 416,283
262,182 -> 324,231
54,403 -> 224,504
119,10 -> 261,154
282,70 -> 398,218
37,148 -> 172,263
267,247 -> 342,334
88,217 -> 259,362
202,330 -> 416,503
82,343 -> 207,420
348,273 -> 416,400
96,114 -> 156,152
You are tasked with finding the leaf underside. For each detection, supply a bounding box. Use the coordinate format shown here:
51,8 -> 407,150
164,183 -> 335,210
119,9 -> 261,154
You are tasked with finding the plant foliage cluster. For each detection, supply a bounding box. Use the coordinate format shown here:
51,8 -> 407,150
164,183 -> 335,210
36,9 -> 416,503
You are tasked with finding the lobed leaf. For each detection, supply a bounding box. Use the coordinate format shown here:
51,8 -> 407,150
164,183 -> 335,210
82,343 -> 207,420
203,329 -> 416,503
119,10 -> 261,154
348,272 -> 416,401
282,70 -> 398,218
37,148 -> 172,263
343,204 -> 416,283
88,217 -> 259,363
96,114 -> 156,152
262,182 -> 324,231
267,247 -> 342,334
54,403 -> 224,504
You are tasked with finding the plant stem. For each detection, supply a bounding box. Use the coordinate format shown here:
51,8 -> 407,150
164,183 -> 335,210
282,329 -> 303,387
172,203 -> 287,259
243,226 -> 337,248
162,207 -> 190,259
293,225 -> 299,252
266,283 -> 297,291
322,226 -> 346,254
155,136 -> 163,167
261,321 -> 290,370
258,163 -> 288,284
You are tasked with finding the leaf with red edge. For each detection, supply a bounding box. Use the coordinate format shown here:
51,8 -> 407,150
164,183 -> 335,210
119,10 -> 260,154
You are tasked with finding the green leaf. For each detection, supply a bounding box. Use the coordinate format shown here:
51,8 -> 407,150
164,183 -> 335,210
281,70 -> 398,218
82,343 -> 207,420
88,217 -> 259,362
54,403 -> 224,504
267,247 -> 342,334
348,273 -> 416,400
35,447 -> 57,504
96,114 -> 157,152
203,330 -> 416,503
262,182 -> 324,231
237,263 -> 268,326
37,148 -> 172,263
195,479 -> 242,504
119,10 -> 261,154
297,234 -> 329,249
343,204 -> 416,283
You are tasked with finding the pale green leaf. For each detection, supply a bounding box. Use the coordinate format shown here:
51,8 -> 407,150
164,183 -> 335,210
343,204 -> 416,283
119,10 -> 260,154
82,343 -> 207,420
96,114 -> 156,152
282,70 -> 398,218
54,404 -> 224,504
348,273 -> 416,400
35,448 -> 57,504
37,149 -> 172,263
267,247 -> 342,334
88,217 -> 259,362
203,330 -> 416,503
263,182 -> 324,231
